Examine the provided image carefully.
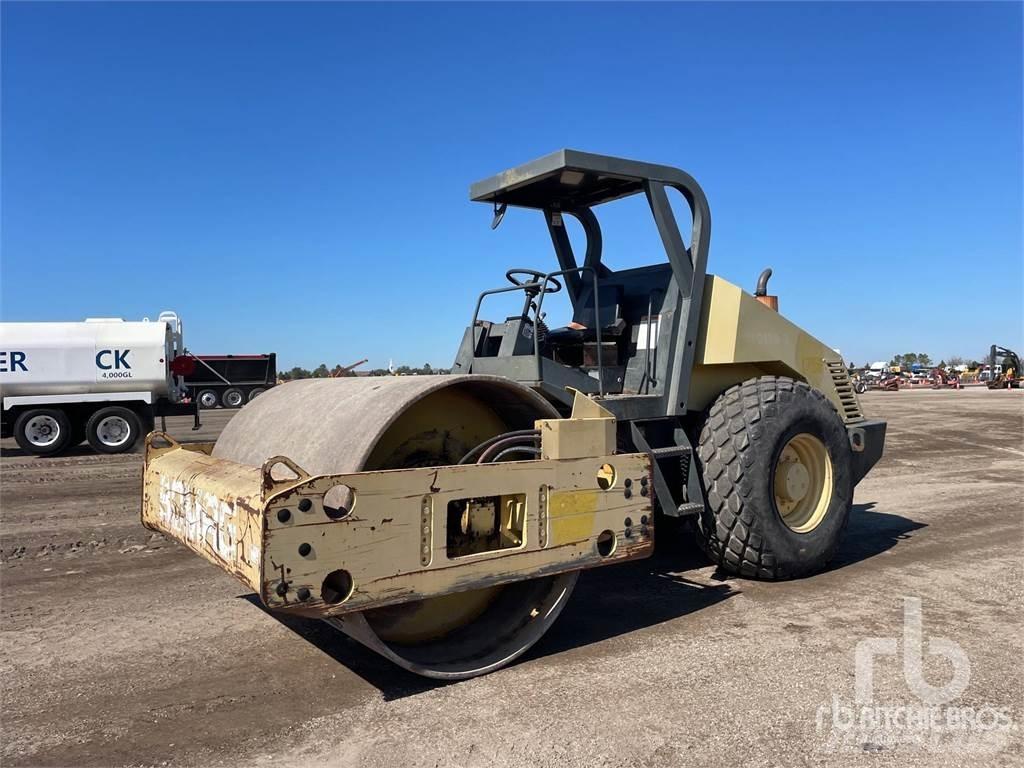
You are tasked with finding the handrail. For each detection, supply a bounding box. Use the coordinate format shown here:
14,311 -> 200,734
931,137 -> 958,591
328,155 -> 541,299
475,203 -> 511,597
470,283 -> 538,332
640,288 -> 663,394
469,265 -> 605,396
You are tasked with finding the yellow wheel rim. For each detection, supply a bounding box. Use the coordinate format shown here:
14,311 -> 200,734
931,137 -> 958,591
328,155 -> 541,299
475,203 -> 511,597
773,433 -> 833,533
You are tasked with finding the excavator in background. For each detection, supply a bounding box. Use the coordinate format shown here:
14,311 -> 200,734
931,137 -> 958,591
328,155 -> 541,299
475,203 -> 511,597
330,359 -> 369,378
931,368 -> 961,390
987,345 -> 1021,389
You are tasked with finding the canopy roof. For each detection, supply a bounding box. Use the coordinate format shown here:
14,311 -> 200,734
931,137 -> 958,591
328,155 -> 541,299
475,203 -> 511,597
469,149 -> 703,210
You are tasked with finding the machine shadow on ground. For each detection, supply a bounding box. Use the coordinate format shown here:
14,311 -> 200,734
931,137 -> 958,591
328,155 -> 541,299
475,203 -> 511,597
242,502 -> 924,700
534,502 -> 925,658
825,502 -> 927,572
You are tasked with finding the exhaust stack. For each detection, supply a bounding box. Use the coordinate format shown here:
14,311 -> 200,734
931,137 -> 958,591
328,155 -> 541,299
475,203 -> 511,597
754,268 -> 779,311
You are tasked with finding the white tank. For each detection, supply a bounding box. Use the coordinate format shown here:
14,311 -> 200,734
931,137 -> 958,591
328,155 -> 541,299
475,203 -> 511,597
0,313 -> 181,399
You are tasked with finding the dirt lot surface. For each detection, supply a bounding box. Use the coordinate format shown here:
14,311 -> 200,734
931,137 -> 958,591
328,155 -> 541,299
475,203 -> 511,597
2,391 -> 1022,767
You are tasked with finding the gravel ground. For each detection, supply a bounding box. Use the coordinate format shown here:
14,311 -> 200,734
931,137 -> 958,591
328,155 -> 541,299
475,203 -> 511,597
1,390 -> 1021,767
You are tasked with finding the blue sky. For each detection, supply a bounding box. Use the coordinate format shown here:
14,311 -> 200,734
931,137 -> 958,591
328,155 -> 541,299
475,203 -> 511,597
2,2 -> 1020,369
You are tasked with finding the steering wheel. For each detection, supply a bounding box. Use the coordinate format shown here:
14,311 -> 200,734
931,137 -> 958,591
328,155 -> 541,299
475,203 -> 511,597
505,268 -> 562,294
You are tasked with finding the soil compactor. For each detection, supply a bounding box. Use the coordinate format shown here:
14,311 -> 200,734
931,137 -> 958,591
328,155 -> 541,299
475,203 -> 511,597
142,150 -> 886,679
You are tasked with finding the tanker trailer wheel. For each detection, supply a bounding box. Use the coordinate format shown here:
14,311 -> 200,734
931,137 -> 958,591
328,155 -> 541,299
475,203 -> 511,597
85,406 -> 142,454
197,389 -> 219,409
212,376 -> 580,679
14,408 -> 72,456
694,376 -> 853,580
221,387 -> 245,409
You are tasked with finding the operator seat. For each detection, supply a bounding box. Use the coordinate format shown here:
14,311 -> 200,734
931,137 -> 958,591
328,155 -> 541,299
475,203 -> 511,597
546,284 -> 627,346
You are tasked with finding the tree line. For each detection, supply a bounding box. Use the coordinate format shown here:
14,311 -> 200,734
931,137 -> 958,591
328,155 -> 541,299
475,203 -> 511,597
889,353 -> 934,368
866,353 -> 989,371
278,363 -> 450,381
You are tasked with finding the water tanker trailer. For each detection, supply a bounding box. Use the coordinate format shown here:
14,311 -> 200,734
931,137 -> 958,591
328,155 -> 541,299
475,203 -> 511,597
1,311 -> 196,455
141,151 -> 886,679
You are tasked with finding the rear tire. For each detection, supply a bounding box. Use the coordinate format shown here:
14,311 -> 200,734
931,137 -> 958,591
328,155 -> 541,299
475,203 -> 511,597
197,389 -> 219,409
221,387 -> 245,409
85,406 -> 142,454
14,408 -> 72,456
247,387 -> 266,402
694,376 -> 853,580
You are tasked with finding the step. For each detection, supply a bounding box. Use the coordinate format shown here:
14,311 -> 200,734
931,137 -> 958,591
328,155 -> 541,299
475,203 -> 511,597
647,445 -> 692,459
674,502 -> 705,518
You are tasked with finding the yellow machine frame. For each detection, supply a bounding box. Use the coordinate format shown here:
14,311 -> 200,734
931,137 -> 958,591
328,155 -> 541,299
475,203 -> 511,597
141,394 -> 653,618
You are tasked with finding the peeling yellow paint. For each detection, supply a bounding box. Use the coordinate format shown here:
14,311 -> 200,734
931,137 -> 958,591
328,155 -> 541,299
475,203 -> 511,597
141,417 -> 653,621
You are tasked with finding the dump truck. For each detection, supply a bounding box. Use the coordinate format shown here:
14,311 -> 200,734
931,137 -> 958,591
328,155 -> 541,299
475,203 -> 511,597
1,311 -> 197,455
141,151 -> 886,679
183,353 -> 277,409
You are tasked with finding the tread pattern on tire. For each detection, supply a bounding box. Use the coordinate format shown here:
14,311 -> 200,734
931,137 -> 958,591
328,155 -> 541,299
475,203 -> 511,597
696,375 -> 837,580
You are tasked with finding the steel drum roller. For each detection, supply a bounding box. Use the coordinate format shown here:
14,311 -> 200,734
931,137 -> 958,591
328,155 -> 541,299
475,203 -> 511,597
213,375 -> 579,679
